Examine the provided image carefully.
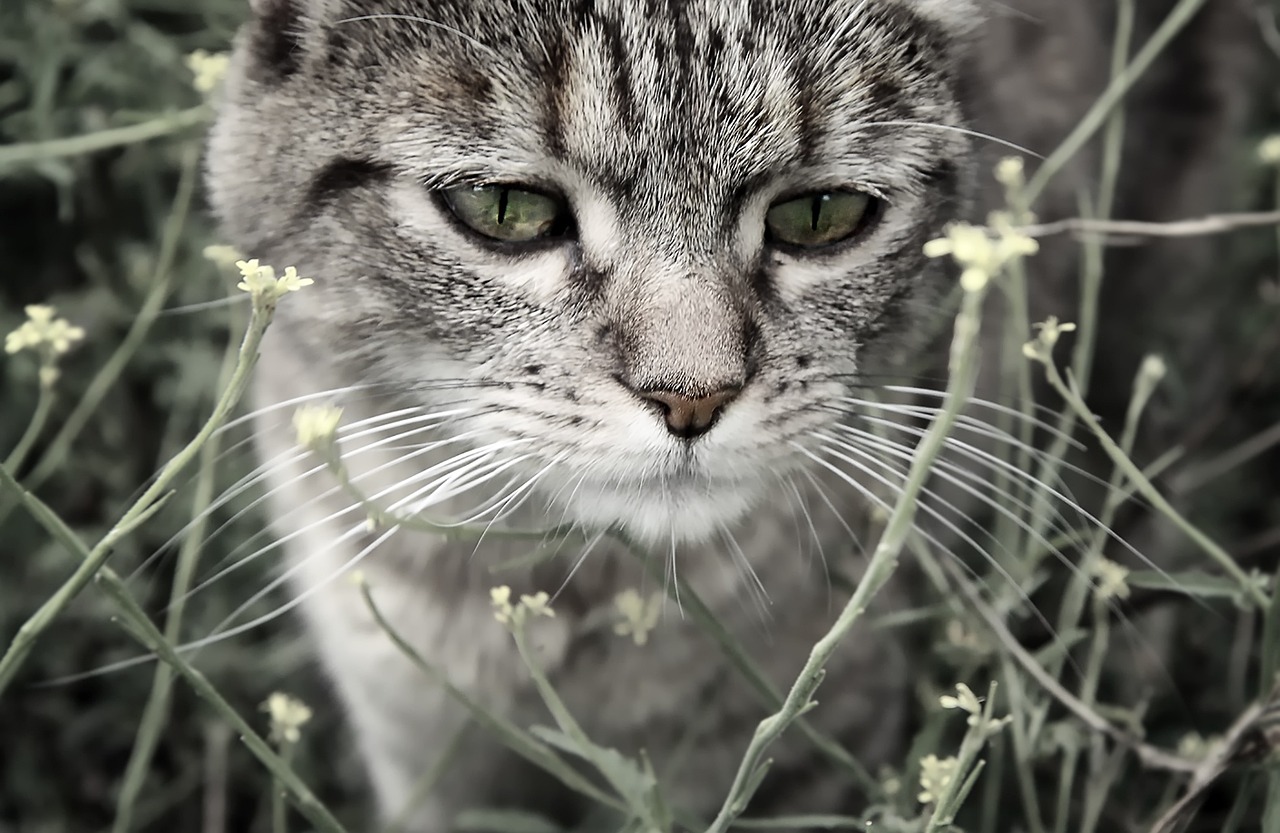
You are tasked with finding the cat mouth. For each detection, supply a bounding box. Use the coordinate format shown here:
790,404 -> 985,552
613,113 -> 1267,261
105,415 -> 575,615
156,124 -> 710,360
537,463 -> 772,545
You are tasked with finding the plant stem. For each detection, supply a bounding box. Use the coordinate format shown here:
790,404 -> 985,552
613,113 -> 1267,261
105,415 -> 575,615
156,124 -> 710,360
357,580 -> 626,814
0,146 -> 199,530
3,375 -> 55,473
1038,361 -> 1268,608
0,281 -> 274,696
0,105 -> 209,172
1022,0 -> 1207,203
704,278 -> 990,833
0,463 -> 348,833
112,331 -> 238,833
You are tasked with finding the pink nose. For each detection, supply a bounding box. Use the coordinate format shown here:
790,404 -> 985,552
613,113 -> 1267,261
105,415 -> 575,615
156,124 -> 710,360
638,386 -> 741,438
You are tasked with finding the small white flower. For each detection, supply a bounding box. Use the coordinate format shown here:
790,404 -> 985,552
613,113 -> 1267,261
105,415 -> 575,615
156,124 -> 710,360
292,404 -> 343,452
1259,135 -> 1280,165
490,585 -> 514,625
613,589 -> 663,646
520,591 -> 556,619
491,586 -> 555,628
1092,558 -> 1131,601
235,258 -> 314,303
994,156 -> 1026,188
186,50 -> 230,95
262,692 -> 312,745
5,304 -> 85,358
917,754 -> 959,804
1023,316 -> 1077,363
939,682 -> 982,715
923,219 -> 1038,293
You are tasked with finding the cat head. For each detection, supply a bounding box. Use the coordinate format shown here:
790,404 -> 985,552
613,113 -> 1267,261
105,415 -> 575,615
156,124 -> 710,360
207,0 -> 978,544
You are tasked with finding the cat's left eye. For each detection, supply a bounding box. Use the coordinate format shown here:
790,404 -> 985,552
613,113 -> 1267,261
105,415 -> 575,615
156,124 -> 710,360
441,185 -> 569,243
765,190 -> 876,249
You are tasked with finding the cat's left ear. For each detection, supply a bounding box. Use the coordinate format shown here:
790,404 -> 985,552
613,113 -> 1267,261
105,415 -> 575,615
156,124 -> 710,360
241,0 -> 340,82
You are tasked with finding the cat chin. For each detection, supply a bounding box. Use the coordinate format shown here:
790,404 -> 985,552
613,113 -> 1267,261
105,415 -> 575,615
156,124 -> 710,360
557,478 -> 765,546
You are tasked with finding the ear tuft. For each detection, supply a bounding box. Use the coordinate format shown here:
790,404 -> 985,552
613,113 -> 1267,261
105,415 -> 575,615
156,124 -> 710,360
244,0 -> 324,81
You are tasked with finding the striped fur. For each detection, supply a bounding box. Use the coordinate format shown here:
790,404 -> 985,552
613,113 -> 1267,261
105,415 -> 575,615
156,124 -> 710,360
206,1 -> 1253,828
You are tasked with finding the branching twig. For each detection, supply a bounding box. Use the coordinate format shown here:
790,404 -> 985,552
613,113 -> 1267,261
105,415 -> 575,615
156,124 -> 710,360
1147,682 -> 1280,833
936,554 -> 1197,775
1019,210 -> 1280,242
1023,0 -> 1208,202
0,265 -> 282,694
1029,357 -> 1269,609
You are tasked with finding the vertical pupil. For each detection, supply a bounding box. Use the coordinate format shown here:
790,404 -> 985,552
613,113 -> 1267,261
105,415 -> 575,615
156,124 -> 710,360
497,188 -> 510,225
810,194 -> 823,231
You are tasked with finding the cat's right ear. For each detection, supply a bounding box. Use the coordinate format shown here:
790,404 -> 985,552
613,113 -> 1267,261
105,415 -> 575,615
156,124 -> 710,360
242,0 -> 337,82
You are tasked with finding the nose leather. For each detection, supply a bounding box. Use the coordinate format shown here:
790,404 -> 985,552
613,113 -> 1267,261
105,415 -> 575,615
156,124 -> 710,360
639,386 -> 741,438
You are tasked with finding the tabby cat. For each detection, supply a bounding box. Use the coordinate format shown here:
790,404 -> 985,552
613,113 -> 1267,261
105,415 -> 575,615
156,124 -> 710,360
206,0 -> 1254,828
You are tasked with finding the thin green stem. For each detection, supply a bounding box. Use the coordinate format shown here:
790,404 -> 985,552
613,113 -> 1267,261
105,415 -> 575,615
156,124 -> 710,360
3,146 -> 199,512
1022,0 -> 1208,204
1019,0 -> 1135,573
0,282 -> 276,696
320,449 -> 569,543
3,375 -> 55,473
111,334 -> 238,833
1051,352 -> 1160,675
100,574 -> 349,833
357,580 -> 625,814
0,105 -> 209,173
704,279 -> 990,833
510,623 -> 662,827
924,684 -> 1002,831
272,743 -> 296,833
0,465 -> 347,833
620,541 -> 882,798
1037,360 -> 1268,608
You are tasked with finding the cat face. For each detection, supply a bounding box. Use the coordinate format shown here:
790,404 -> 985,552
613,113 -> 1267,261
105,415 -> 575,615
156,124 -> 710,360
208,0 -> 974,544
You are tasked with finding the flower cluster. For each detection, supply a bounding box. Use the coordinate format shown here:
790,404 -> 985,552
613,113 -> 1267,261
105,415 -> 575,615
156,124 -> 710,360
5,304 -> 86,385
5,305 -> 84,357
613,589 -> 663,646
917,754 -> 959,804
491,586 -> 556,629
293,404 -> 344,453
1091,558 -> 1131,601
186,50 -> 230,95
235,259 -> 314,304
923,215 -> 1039,293
940,682 -> 1012,736
262,691 -> 313,746
1021,315 -> 1077,364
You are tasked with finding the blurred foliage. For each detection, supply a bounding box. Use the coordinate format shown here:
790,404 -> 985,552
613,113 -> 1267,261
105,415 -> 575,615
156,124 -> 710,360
1,1 -> 363,830
0,1 -> 1279,832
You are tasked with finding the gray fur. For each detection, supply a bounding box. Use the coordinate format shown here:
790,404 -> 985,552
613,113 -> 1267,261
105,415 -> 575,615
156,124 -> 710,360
206,1 -> 1254,828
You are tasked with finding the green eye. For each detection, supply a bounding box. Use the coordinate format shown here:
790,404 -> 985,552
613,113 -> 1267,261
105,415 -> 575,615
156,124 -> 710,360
765,190 -> 875,248
441,185 -> 568,242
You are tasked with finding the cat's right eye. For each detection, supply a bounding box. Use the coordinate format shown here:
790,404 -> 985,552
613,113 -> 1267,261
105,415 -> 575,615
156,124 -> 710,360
440,185 -> 569,243
765,190 -> 876,249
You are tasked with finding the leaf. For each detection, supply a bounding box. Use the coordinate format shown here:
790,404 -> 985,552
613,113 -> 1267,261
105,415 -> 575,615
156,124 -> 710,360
529,725 -> 657,809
